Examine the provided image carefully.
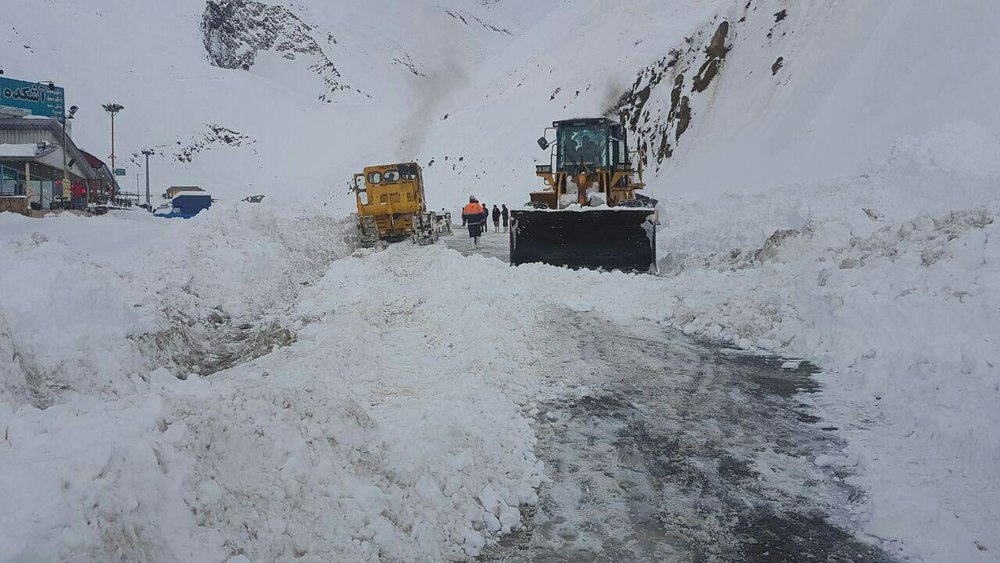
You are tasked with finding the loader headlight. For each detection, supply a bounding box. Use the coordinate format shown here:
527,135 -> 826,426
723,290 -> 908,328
536,165 -> 552,174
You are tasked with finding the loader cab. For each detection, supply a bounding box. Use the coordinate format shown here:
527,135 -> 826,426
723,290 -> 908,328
532,116 -> 644,210
550,118 -> 629,174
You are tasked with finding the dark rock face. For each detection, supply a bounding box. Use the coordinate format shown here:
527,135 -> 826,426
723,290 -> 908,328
675,96 -> 691,141
443,8 -> 512,35
607,50 -> 680,164
692,58 -> 721,93
607,18 -> 731,167
176,124 -> 255,163
693,21 -> 730,93
706,20 -> 730,59
201,0 -> 349,100
772,56 -> 785,75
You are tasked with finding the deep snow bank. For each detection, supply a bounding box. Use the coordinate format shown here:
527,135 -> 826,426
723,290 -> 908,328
653,123 -> 1000,561
0,205 -> 359,561
0,204 -> 350,406
0,208 -> 548,562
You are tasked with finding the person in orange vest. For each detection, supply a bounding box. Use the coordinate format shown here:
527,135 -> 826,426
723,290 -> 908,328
462,196 -> 487,246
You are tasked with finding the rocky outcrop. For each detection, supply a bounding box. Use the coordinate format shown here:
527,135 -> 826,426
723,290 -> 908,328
201,0 -> 350,101
692,21 -> 730,93
443,9 -> 512,35
175,124 -> 255,164
609,17 -> 732,166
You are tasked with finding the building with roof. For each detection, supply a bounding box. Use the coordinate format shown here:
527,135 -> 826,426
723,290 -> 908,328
80,149 -> 119,199
0,117 -> 118,212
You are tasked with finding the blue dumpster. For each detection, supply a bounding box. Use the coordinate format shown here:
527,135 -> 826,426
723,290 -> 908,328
154,193 -> 212,219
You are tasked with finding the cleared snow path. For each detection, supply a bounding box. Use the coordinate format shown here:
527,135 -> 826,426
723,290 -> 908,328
443,229 -> 510,262
433,239 -> 893,561
481,310 -> 893,562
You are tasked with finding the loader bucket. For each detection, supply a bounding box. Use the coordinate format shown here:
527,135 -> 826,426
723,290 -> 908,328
509,208 -> 657,272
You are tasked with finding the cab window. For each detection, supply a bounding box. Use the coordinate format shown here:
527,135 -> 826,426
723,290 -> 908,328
367,171 -> 382,184
399,163 -> 419,181
558,125 -> 609,169
383,170 -> 401,183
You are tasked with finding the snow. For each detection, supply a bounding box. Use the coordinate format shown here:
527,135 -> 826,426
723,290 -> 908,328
651,122 -> 1000,561
0,212 -> 609,560
2,176 -> 998,559
0,144 -> 40,158
2,0 -> 1000,561
0,206 -> 550,562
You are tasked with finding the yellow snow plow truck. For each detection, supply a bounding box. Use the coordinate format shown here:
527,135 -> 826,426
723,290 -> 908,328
351,162 -> 451,246
509,117 -> 658,272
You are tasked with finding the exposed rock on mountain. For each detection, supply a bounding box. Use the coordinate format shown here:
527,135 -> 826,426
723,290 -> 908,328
201,0 -> 350,101
443,8 -> 512,35
175,124 -> 255,163
609,16 -> 734,167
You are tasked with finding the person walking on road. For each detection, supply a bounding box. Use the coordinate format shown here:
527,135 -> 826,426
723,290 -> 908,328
481,202 -> 488,232
462,196 -> 487,246
501,204 -> 510,233
492,205 -> 501,233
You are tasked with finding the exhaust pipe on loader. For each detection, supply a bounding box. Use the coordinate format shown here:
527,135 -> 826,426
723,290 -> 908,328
510,208 -> 657,273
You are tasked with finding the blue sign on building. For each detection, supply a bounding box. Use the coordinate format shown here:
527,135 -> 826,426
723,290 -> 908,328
0,76 -> 66,122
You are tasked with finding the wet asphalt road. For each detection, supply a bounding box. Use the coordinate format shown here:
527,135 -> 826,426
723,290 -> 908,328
442,235 -> 894,562
487,313 -> 893,562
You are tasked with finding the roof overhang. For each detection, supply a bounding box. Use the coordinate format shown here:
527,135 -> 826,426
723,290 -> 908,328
0,118 -> 96,181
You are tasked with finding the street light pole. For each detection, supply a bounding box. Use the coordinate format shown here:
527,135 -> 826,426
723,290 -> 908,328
61,105 -> 79,208
102,103 -> 124,202
142,149 -> 154,209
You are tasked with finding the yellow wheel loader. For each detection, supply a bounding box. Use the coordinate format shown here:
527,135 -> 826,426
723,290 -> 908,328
510,118 -> 658,272
351,162 -> 451,246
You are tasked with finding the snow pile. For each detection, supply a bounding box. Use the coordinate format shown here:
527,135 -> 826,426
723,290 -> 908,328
652,124 -> 1000,561
0,212 -> 165,404
0,210 -> 547,562
181,246 -> 549,560
130,204 -> 353,378
0,389 -> 215,561
0,204 -> 350,404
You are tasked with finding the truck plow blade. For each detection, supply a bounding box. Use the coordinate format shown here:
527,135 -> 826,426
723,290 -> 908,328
509,209 -> 657,273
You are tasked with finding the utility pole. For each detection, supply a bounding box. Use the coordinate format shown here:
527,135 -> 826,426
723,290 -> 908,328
142,149 -> 154,208
61,105 -> 79,207
102,103 -> 124,199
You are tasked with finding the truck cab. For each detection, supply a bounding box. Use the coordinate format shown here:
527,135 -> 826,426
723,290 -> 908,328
352,162 -> 448,245
352,162 -> 426,242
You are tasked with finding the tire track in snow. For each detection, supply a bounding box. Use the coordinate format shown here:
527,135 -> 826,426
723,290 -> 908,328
482,309 -> 895,562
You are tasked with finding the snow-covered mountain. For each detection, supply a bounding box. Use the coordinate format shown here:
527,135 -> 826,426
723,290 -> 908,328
7,0 -> 997,208
3,2 -> 1000,562
2,0 -> 556,202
